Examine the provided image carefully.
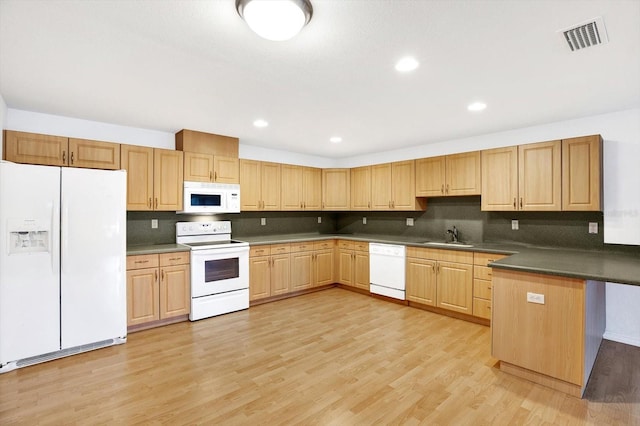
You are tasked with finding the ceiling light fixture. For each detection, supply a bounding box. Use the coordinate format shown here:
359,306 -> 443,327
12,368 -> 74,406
253,119 -> 269,128
395,56 -> 419,72
329,137 -> 342,143
467,102 -> 487,112
236,0 -> 313,41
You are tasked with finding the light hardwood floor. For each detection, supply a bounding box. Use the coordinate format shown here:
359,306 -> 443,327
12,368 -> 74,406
1,288 -> 638,425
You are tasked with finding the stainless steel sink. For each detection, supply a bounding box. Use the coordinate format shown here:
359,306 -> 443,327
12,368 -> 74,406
423,241 -> 474,248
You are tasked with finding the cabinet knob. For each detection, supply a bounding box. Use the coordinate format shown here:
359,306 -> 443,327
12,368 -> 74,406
70,151 -> 74,165
441,184 -> 444,194
214,171 -> 217,181
520,198 -> 523,209
513,198 -> 516,209
209,171 -> 213,181
62,151 -> 67,165
155,198 -> 159,209
446,184 -> 449,194
148,198 -> 152,208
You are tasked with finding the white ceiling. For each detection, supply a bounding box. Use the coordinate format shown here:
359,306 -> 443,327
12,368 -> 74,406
1,0 -> 639,158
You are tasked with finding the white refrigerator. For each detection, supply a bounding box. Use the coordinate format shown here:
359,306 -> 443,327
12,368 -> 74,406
0,161 -> 126,371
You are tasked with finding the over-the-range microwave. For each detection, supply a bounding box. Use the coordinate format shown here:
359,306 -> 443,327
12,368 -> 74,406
178,181 -> 240,214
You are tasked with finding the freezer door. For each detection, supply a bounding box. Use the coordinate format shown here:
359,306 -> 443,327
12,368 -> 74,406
0,162 -> 61,363
60,168 -> 127,349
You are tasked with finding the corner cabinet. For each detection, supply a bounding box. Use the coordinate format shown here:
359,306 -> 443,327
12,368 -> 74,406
4,130 -> 120,169
121,145 -> 183,211
126,251 -> 190,331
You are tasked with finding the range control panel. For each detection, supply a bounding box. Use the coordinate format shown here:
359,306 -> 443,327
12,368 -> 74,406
176,221 -> 231,237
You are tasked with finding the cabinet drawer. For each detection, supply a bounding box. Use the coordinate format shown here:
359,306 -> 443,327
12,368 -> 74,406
270,243 -> 291,255
159,251 -> 190,266
354,242 -> 369,252
473,278 -> 492,300
127,254 -> 160,270
473,297 -> 491,320
250,245 -> 270,257
474,265 -> 493,281
290,242 -> 314,252
474,252 -> 508,266
337,240 -> 354,250
314,240 -> 334,250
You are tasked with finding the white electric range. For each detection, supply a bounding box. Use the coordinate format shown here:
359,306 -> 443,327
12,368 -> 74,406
176,221 -> 249,321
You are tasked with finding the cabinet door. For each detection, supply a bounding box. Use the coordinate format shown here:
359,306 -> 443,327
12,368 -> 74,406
239,159 -> 261,211
353,251 -> 370,290
290,251 -> 314,291
481,146 -> 518,211
154,149 -> 184,211
68,138 -> 120,170
322,169 -> 350,210
519,141 -> 561,211
249,256 -> 271,301
314,250 -> 334,286
371,163 -> 392,209
4,130 -> 68,166
446,151 -> 481,196
415,156 -> 446,197
127,267 -> 160,326
121,144 -> 154,211
562,135 -> 602,211
436,261 -> 473,314
406,258 -> 437,306
350,166 -> 371,210
302,167 -> 322,210
184,152 -> 213,182
271,254 -> 291,296
261,162 -> 281,210
281,164 -> 303,210
213,156 -> 240,184
159,264 -> 190,319
391,160 -> 416,210
337,249 -> 354,286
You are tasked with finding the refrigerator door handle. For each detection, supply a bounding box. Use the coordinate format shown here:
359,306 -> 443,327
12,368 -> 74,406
61,198 -> 69,273
51,202 -> 57,273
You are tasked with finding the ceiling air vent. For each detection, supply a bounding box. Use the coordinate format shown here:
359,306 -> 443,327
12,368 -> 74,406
560,16 -> 609,52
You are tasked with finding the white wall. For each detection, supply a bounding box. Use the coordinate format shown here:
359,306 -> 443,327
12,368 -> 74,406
6,106 -> 640,346
0,94 -> 7,154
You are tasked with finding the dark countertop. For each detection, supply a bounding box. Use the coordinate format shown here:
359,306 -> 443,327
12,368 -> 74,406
236,233 -> 640,286
126,243 -> 191,256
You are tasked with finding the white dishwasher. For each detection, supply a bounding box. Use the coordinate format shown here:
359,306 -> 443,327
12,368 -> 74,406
369,243 -> 406,300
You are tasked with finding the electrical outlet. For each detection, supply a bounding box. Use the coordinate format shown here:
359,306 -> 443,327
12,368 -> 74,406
589,222 -> 598,234
362,217 -> 367,225
512,219 -> 519,230
526,292 -> 545,304
406,218 -> 414,226
151,219 -> 158,229
318,216 -> 322,224
261,218 -> 266,226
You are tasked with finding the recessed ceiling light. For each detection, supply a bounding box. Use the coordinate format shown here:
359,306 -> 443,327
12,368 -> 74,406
395,56 -> 419,72
253,119 -> 269,128
329,136 -> 342,143
467,102 -> 487,112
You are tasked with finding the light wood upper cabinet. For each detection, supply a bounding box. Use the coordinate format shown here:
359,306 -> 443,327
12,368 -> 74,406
184,152 -> 239,184
4,131 -> 119,169
371,163 -> 392,209
482,141 -> 562,211
322,168 -> 350,210
239,160 -> 281,211
281,165 -> 321,210
369,160 -> 422,210
350,166 -> 371,210
562,135 -> 602,211
416,152 -> 480,197
121,145 -> 154,211
154,149 -> 184,211
519,140 -> 562,211
121,146 -> 183,211
68,138 -> 120,170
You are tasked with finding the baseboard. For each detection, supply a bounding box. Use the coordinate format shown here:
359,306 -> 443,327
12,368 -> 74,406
603,331 -> 640,347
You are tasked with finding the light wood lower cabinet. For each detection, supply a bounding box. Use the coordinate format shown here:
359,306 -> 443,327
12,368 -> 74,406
472,252 -> 508,320
491,269 -> 605,397
249,244 -> 291,301
126,251 -> 190,329
336,240 -> 369,290
406,247 -> 473,315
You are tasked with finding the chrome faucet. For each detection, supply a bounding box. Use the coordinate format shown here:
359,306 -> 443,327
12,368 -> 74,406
447,226 -> 459,243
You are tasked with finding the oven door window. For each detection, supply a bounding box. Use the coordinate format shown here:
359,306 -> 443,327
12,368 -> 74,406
190,193 -> 222,207
204,257 -> 239,282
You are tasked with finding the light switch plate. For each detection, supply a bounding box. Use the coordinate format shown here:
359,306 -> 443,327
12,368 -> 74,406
512,219 -> 519,230
261,218 -> 266,226
318,216 -> 322,224
406,218 -> 414,226
151,219 -> 158,229
589,222 -> 598,234
363,217 -> 367,225
526,292 -> 545,304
